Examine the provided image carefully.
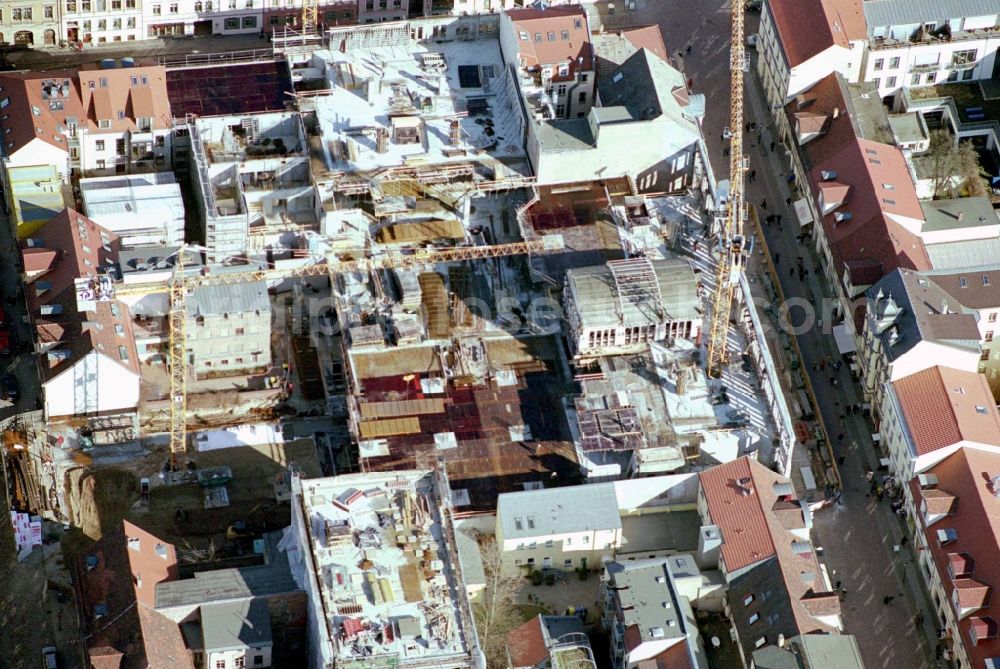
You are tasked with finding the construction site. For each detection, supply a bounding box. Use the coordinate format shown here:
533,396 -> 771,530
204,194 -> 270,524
289,470 -> 476,669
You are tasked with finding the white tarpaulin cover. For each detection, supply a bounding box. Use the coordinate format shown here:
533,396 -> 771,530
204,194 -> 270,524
833,323 -> 856,354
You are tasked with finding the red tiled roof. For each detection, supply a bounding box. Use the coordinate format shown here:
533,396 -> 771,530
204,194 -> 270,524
892,366 -> 1000,456
617,25 -> 667,62
922,488 -> 958,515
791,74 -> 929,294
913,448 -> 1000,667
0,66 -> 171,158
634,640 -> 694,669
955,578 -> 992,610
506,615 -> 548,668
23,209 -> 140,383
768,0 -> 866,68
21,248 -> 60,274
122,520 -> 178,608
701,457 -> 840,639
508,6 -> 594,75
699,457 -> 777,571
950,553 -> 975,578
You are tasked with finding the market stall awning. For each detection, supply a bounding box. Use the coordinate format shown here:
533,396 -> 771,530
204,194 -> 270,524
793,198 -> 814,228
833,322 -> 856,354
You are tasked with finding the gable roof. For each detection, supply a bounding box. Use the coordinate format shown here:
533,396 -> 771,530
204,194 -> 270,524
929,269 -> 1000,310
598,48 -> 691,125
768,0 -> 866,68
912,448 -> 1000,667
592,25 -> 668,93
22,209 -> 140,383
891,366 -> 1000,456
0,66 -> 170,158
506,615 -> 549,668
700,458 -> 839,646
791,74 -> 929,297
507,6 -> 594,73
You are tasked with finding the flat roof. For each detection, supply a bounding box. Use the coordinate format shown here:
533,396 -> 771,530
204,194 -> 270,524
497,483 -> 621,540
606,559 -> 686,644
887,113 -> 926,145
200,599 -> 273,652
166,60 -> 293,117
619,510 -> 701,556
920,197 -> 999,233
312,37 -> 525,172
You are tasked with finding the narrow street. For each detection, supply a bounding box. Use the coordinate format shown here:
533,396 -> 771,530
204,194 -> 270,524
593,1 -> 942,667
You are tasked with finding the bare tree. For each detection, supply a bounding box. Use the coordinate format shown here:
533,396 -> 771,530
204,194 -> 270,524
927,129 -> 989,199
473,537 -> 525,669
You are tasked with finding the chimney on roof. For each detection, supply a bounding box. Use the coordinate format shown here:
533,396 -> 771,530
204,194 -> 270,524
957,211 -> 965,221
737,476 -> 754,496
833,107 -> 840,119
778,634 -> 786,648
941,299 -> 949,314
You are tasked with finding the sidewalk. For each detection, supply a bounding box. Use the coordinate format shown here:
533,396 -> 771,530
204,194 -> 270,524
741,52 -> 944,669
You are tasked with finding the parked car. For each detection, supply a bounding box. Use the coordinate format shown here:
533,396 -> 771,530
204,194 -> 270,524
0,373 -> 18,403
42,646 -> 58,669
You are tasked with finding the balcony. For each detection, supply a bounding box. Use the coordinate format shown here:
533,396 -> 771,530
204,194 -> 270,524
949,59 -> 977,71
909,62 -> 941,74
871,25 -> 1000,51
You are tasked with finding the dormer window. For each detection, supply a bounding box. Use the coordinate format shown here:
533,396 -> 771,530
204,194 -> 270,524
834,212 -> 852,223
937,528 -> 957,545
821,170 -> 838,180
99,119 -> 111,129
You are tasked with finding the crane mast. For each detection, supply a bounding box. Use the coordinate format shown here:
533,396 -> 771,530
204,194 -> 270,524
706,0 -> 749,378
112,237 -> 565,470
301,0 -> 318,35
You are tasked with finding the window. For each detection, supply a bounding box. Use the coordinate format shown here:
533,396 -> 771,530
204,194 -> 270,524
952,49 -> 977,66
246,0 -> 253,5
97,18 -> 105,28
526,516 -> 535,529
126,16 -> 134,27
561,29 -> 569,40
514,517 -> 523,531
564,559 -> 573,567
195,0 -> 202,8
254,657 -> 263,667
228,0 -> 235,6
582,535 -> 589,544
743,594 -> 754,606
989,313 -> 997,323
982,350 -> 991,361
986,331 -> 994,342
960,277 -> 968,288
216,661 -> 226,669
224,16 -> 239,28
44,4 -> 54,16
242,15 -> 256,26
872,77 -> 880,89
911,73 -> 920,85
118,345 -> 129,360
887,76 -> 896,87
573,18 -> 581,28
547,31 -> 555,41
152,3 -> 160,13
66,0 -> 77,11
95,139 -> 105,150
235,658 -> 245,669
889,56 -> 899,68
518,30 -> 528,40
544,540 -> 553,548
235,327 -> 245,335
962,68 -> 974,81
984,275 -> 991,286
534,32 -> 541,42
112,17 -> 120,27
874,58 -> 884,71
96,159 -> 106,169
126,0 -> 135,6
749,613 -> 760,624
977,405 -> 989,415
755,637 -> 767,649
578,91 -> 586,103
169,2 -> 177,10
925,73 -> 935,84
115,324 -> 124,335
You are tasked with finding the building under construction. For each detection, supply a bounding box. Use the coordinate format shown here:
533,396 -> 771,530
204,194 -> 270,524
288,469 -> 477,669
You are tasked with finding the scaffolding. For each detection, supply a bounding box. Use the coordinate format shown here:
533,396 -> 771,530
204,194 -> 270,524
607,258 -> 665,323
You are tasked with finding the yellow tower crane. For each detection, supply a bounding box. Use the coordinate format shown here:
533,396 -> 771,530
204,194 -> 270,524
301,0 -> 319,35
705,0 -> 750,379
103,236 -> 565,470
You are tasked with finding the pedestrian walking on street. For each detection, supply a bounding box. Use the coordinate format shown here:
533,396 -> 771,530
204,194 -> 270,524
837,433 -> 844,442
820,359 -> 826,370
745,122 -> 751,132
770,140 -> 776,152
786,197 -> 792,206
687,77 -> 693,90
774,253 -> 780,264
760,198 -> 767,210
685,44 -> 692,54
790,267 -> 795,278
750,122 -> 757,132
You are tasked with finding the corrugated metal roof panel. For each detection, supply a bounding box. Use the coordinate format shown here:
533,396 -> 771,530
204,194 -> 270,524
863,0 -> 999,29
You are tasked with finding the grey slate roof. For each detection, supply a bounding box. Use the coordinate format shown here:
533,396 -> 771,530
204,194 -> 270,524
865,268 -> 981,363
925,236 -> 1000,272
535,117 -> 596,153
604,559 -> 686,644
200,599 -> 273,652
927,269 -> 1000,309
753,634 -> 866,669
598,48 -> 688,124
188,281 -> 270,317
919,197 -> 998,233
863,0 -> 999,31
728,557 -> 799,661
497,483 -> 621,540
